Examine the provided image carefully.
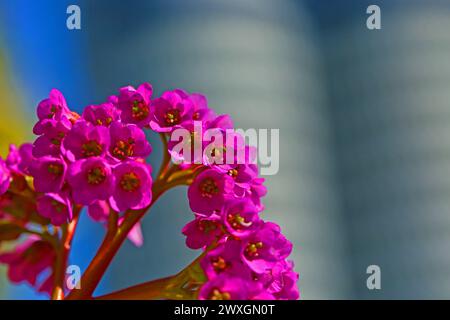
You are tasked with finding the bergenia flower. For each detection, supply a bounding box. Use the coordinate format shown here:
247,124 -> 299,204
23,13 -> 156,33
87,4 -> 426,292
182,214 -> 223,249
107,94 -> 119,106
216,164 -> 259,198
221,199 -> 260,238
63,120 -> 110,161
88,200 -> 110,222
82,102 -> 120,127
247,177 -> 267,211
109,161 -> 152,212
266,260 -> 300,300
242,222 -> 292,274
149,90 -> 193,132
35,89 -> 71,124
205,114 -> 233,131
5,143 -> 34,175
109,122 -> 152,161
67,157 -> 115,205
37,193 -> 73,226
16,143 -> 34,175
0,236 -> 55,291
201,240 -> 251,279
198,274 -> 251,300
173,89 -> 216,122
33,118 -> 72,157
29,156 -> 67,193
0,84 -> 299,300
0,157 -> 10,195
5,145 -> 20,171
118,83 -> 153,127
188,169 -> 234,215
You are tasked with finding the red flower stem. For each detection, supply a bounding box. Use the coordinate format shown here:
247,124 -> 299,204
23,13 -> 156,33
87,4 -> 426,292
157,133 -> 171,180
51,207 -> 81,300
65,174 -> 190,300
94,275 -> 176,300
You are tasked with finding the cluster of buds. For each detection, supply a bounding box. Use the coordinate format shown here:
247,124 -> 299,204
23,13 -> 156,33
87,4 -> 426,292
0,83 -> 299,300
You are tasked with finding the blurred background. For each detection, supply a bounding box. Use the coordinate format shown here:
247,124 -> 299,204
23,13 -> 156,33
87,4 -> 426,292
1,0 -> 450,299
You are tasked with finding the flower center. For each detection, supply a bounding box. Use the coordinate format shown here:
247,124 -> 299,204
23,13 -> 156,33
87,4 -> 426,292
245,241 -> 263,258
112,140 -> 134,160
198,220 -> 218,234
51,132 -> 66,146
209,289 -> 231,300
199,178 -> 219,198
132,100 -> 149,121
96,117 -> 113,126
47,163 -> 64,176
48,105 -> 59,119
51,200 -> 66,213
207,146 -> 226,164
227,213 -> 252,230
87,167 -> 107,185
192,111 -> 200,120
227,169 -> 238,178
211,256 -> 228,273
164,109 -> 181,126
82,140 -> 103,157
120,172 -> 141,192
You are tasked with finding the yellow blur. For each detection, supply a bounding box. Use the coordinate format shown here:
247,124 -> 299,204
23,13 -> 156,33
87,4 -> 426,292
0,49 -> 30,157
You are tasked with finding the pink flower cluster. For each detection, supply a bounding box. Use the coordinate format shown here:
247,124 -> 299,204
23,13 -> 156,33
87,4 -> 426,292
183,170 -> 298,300
165,93 -> 299,299
0,83 -> 299,299
31,86 -> 153,223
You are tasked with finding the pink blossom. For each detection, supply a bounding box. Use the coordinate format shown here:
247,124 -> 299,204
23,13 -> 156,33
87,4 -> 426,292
173,89 -> 216,122
109,161 -> 152,212
109,122 -> 152,161
200,240 -> 251,279
242,222 -> 292,274
182,214 -> 223,249
34,89 -> 71,132
88,200 -> 110,221
0,236 -> 55,292
149,90 -> 193,132
63,120 -> 110,161
188,169 -> 234,215
29,156 -> 67,193
0,158 -> 10,195
266,260 -> 300,300
221,199 -> 260,238
33,118 -> 72,157
67,157 -> 115,205
118,83 -> 153,127
82,102 -> 120,127
37,193 -> 73,226
198,274 -> 252,300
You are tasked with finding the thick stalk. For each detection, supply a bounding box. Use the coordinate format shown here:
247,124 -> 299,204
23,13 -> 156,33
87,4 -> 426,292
51,208 -> 81,300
